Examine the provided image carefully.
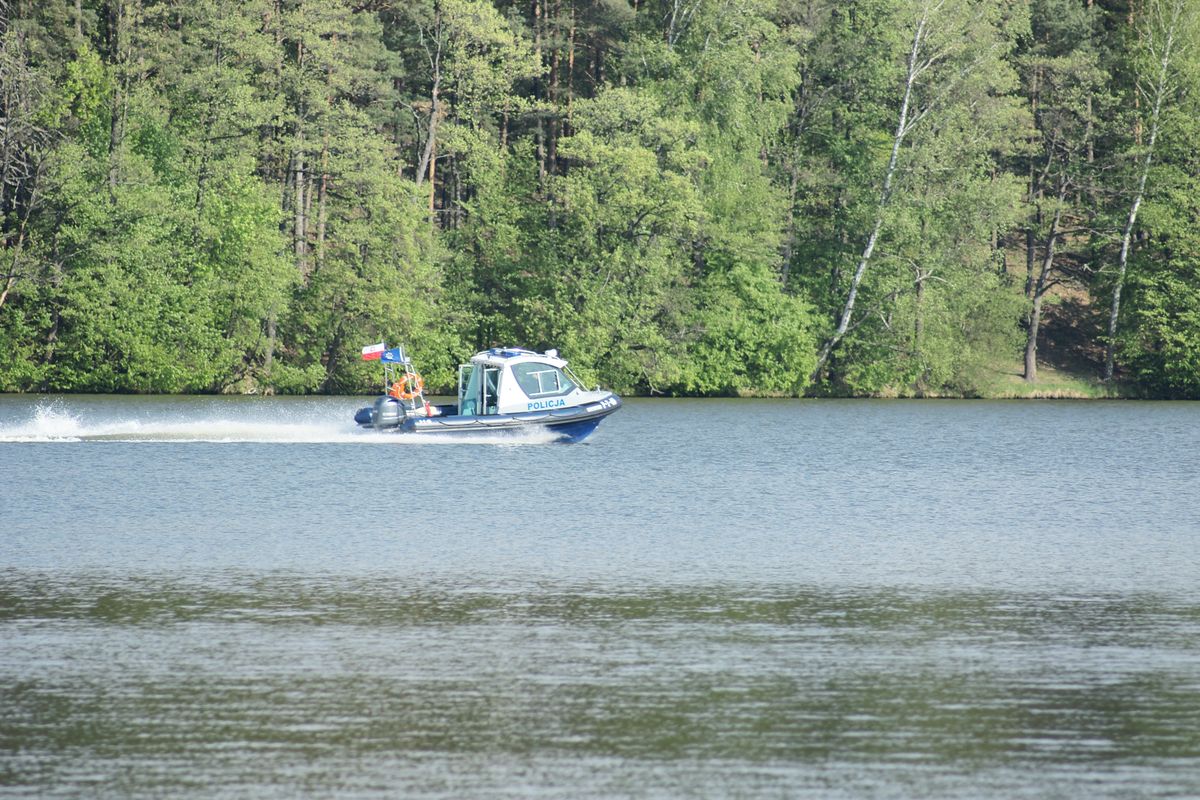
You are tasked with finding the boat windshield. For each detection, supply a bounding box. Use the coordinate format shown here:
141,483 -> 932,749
512,362 -> 575,397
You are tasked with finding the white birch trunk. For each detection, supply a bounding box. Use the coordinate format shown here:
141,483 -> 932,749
1104,0 -> 1182,381
810,4 -> 930,381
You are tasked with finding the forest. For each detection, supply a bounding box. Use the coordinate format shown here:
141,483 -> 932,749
1,0 -> 1199,397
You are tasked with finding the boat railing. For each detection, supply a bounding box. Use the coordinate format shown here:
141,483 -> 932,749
381,345 -> 428,413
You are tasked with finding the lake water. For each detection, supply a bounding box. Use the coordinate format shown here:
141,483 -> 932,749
1,395 -> 1198,798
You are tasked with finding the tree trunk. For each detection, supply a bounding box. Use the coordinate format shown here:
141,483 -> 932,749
293,128 -> 307,274
0,273 -> 16,310
426,122 -> 437,216
291,33 -> 307,273
1025,62 -> 1040,298
1024,228 -> 1035,298
1024,291 -> 1043,382
265,0 -> 284,185
106,0 -> 125,200
303,170 -> 314,245
317,139 -> 328,268
1024,199 -> 1064,382
534,0 -> 546,180
566,1 -> 575,124
452,153 -> 462,228
914,267 -> 926,368
415,86 -> 439,187
415,55 -> 440,219
548,0 -> 561,174
810,6 -> 929,382
263,313 -> 276,393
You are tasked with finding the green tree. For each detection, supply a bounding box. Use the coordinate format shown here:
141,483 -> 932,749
543,87 -> 705,392
1108,56 -> 1200,396
799,0 -> 1028,394
1102,0 -> 1200,381
0,10 -> 58,318
388,0 -> 540,216
1014,0 -> 1109,383
283,107 -> 451,393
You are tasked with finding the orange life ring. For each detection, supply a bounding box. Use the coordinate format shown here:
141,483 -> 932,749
389,372 -> 424,400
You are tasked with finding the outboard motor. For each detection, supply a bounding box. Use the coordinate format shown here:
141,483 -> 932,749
372,395 -> 407,429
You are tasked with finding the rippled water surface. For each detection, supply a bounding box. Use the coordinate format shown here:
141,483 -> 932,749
2,396 -> 1199,798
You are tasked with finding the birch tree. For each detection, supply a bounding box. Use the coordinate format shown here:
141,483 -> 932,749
809,0 -> 1023,382
1103,0 -> 1198,381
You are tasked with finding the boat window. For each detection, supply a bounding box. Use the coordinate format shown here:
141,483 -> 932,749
513,362 -> 575,398
484,367 -> 500,414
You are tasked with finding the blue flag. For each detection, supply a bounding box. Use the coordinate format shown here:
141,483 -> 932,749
379,347 -> 404,363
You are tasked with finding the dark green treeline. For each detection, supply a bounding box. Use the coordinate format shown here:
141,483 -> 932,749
2,0 -> 1199,396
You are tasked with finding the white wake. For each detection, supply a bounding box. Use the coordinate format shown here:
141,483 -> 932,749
0,399 -> 561,444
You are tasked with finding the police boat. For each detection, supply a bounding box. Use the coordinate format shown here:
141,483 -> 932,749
353,345 -> 621,442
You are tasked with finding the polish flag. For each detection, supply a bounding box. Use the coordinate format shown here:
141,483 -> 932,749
361,342 -> 386,360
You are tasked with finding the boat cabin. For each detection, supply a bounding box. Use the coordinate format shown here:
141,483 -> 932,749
458,348 -> 586,416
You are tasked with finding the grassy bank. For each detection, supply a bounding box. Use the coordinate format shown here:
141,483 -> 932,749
970,363 -> 1120,399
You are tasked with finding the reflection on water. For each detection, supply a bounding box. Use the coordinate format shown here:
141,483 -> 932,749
2,573 -> 1198,798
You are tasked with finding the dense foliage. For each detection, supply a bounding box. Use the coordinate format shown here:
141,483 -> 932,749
1,0 -> 1198,395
